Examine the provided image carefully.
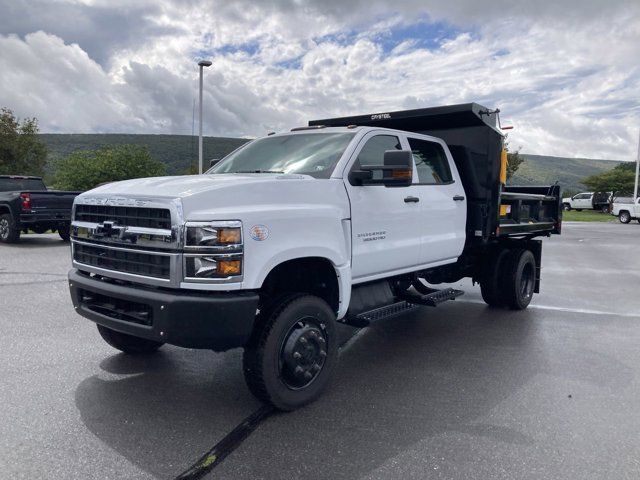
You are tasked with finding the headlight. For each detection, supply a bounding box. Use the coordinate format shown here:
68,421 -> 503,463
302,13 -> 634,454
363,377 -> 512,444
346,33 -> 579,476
183,221 -> 243,283
184,221 -> 242,249
184,255 -> 242,279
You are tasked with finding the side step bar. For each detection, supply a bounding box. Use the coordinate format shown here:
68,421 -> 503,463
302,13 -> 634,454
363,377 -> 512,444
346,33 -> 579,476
398,287 -> 464,307
342,287 -> 464,327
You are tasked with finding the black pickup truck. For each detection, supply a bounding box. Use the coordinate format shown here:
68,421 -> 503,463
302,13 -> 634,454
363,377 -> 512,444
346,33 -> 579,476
0,176 -> 80,243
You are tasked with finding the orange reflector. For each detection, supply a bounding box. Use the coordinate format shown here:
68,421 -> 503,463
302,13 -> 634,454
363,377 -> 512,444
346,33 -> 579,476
500,205 -> 511,216
391,169 -> 412,179
218,228 -> 241,244
217,259 -> 242,276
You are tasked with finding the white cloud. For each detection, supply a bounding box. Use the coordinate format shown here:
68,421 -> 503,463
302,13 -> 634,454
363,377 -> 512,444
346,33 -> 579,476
0,0 -> 638,159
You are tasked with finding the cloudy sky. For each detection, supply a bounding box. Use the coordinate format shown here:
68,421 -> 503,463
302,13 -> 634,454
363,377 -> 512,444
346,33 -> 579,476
0,0 -> 638,159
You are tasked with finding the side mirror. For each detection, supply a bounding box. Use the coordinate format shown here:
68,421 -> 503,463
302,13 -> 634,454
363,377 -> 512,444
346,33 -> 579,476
350,150 -> 413,187
209,158 -> 221,168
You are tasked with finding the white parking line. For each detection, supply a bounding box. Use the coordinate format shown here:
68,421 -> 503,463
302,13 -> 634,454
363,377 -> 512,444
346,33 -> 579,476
457,299 -> 640,318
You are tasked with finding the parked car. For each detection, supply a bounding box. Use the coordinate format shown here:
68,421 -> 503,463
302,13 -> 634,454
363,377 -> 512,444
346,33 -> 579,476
562,191 -> 611,212
67,103 -> 562,410
612,196 -> 640,223
0,176 -> 80,243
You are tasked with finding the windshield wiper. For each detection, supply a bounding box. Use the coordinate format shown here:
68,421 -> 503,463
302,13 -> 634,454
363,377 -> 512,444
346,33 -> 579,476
235,170 -> 285,174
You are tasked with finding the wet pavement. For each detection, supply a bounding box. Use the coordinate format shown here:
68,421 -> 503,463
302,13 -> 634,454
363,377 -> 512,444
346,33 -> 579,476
1,221 -> 639,479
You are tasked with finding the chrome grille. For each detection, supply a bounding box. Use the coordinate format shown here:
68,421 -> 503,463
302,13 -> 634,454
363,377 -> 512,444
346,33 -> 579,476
74,242 -> 171,279
75,205 -> 171,230
71,198 -> 182,286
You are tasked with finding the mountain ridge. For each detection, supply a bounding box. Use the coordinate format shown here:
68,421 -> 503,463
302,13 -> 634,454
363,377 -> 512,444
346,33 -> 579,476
39,134 -> 625,192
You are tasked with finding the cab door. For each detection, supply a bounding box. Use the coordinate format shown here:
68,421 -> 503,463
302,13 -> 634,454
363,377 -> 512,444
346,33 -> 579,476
407,136 -> 466,264
344,132 -> 422,282
575,193 -> 591,209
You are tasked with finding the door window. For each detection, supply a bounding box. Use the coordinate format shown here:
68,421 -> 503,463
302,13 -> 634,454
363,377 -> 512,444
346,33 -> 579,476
408,138 -> 453,185
353,135 -> 402,169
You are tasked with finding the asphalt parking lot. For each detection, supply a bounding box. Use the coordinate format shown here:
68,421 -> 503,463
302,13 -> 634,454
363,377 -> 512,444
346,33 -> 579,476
1,221 -> 640,479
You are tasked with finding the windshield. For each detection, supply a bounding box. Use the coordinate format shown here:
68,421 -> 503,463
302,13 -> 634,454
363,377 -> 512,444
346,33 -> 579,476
209,132 -> 356,179
0,178 -> 46,192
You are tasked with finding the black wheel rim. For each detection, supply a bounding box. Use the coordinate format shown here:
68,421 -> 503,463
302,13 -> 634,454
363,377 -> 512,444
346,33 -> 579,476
0,218 -> 9,239
278,316 -> 328,390
520,262 -> 535,300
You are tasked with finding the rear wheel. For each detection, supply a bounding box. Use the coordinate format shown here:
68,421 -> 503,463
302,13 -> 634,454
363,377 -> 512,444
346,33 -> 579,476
243,294 -> 338,411
58,225 -> 70,241
0,213 -> 20,243
97,324 -> 164,354
503,249 -> 536,310
480,249 -> 511,307
619,211 -> 631,223
563,203 -> 571,211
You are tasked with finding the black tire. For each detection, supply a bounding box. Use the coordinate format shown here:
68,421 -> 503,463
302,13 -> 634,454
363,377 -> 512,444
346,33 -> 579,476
32,225 -> 48,234
563,203 -> 571,211
243,294 -> 338,411
97,324 -> 164,354
480,249 -> 511,307
637,219 -> 640,224
503,249 -> 536,310
0,213 -> 20,243
576,209 -> 583,212
58,225 -> 71,242
619,211 -> 631,224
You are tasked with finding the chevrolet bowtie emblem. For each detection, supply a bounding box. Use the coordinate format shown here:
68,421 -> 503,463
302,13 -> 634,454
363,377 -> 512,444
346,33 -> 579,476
96,221 -> 126,239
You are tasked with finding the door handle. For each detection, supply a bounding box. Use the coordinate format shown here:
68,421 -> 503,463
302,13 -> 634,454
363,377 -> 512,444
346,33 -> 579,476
453,195 -> 465,201
404,196 -> 420,203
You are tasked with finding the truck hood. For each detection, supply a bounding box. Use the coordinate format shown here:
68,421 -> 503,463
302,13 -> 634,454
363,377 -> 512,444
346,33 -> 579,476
76,173 -> 350,222
83,174 -> 304,199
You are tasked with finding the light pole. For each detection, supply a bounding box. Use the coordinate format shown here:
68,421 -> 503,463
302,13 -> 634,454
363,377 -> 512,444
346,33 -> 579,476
198,59 -> 212,174
634,129 -> 640,200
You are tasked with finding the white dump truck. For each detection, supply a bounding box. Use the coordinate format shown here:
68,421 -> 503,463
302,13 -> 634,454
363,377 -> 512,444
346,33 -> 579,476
68,103 -> 562,410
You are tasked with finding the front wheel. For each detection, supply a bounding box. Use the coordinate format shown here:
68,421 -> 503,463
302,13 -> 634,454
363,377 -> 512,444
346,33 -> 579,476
619,211 -> 631,223
0,214 -> 20,243
97,324 -> 164,354
243,294 -> 338,411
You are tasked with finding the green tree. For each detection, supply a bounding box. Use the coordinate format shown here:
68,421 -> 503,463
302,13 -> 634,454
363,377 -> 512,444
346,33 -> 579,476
53,145 -> 166,191
506,150 -> 523,179
504,138 -> 524,180
582,162 -> 636,198
0,107 -> 48,176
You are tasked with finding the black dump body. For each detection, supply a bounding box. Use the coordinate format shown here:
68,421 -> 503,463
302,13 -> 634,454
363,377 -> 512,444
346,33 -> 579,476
310,103 -> 562,244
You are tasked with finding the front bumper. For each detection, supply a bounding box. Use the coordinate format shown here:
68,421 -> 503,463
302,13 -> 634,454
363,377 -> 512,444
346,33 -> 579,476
68,269 -> 259,351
